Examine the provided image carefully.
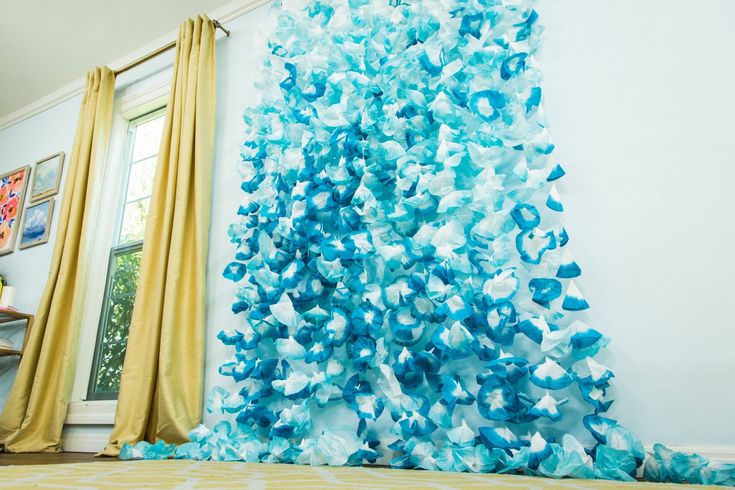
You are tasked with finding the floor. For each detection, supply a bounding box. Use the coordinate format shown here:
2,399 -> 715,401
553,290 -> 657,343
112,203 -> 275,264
0,451 -> 110,466
0,457 -> 715,489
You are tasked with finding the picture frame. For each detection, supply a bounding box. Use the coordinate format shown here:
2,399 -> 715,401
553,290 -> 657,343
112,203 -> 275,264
0,166 -> 30,256
30,151 -> 64,202
18,197 -> 54,250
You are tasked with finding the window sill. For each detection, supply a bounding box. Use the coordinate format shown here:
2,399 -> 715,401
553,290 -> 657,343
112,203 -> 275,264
65,400 -> 117,425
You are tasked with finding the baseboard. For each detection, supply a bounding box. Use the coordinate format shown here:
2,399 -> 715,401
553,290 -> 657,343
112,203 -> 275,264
61,425 -> 112,453
56,429 -> 735,465
645,444 -> 735,464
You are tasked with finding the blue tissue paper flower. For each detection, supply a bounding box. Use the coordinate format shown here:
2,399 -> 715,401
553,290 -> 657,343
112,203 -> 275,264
530,357 -> 574,390
562,281 -> 590,311
440,375 -> 475,409
479,427 -> 526,453
477,375 -> 519,421
528,278 -> 562,307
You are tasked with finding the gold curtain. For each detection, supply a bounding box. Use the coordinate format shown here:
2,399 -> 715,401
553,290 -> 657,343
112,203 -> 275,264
0,67 -> 116,452
101,15 -> 216,456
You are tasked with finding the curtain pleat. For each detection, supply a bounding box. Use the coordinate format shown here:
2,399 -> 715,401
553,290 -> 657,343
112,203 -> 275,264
0,67 -> 116,452
101,15 -> 216,456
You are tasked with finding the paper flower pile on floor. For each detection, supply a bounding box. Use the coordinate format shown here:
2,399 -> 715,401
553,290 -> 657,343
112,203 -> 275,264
122,0 -> 733,485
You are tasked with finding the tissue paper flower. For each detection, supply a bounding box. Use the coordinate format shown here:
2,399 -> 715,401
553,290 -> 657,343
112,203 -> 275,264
115,0 -> 735,485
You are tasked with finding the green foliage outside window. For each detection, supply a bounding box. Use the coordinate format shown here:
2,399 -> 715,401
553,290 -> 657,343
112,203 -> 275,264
87,244 -> 142,399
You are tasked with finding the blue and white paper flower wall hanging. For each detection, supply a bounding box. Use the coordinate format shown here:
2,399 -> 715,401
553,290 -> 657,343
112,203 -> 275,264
121,0 -> 735,485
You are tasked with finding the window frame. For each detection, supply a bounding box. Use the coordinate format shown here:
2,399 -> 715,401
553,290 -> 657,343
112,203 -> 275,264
83,107 -> 166,401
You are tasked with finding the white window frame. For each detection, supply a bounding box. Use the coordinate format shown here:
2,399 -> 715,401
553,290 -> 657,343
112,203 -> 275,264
66,72 -> 171,425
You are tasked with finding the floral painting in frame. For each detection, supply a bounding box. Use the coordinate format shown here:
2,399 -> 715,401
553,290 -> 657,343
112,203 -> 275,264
0,166 -> 30,255
30,151 -> 64,202
19,198 -> 54,250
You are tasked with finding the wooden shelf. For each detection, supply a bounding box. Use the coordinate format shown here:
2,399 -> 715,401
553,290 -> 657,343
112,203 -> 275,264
0,310 -> 34,324
0,309 -> 34,357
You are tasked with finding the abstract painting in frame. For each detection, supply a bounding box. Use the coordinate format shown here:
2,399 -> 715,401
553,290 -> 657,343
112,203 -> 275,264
0,166 -> 30,256
30,151 -> 64,202
19,198 -> 54,250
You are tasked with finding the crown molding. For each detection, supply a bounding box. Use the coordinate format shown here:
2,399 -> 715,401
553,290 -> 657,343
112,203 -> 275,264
0,0 -> 271,133
212,0 -> 272,23
0,78 -> 86,132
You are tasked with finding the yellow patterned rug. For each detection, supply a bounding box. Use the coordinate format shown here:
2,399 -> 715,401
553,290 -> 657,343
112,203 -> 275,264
0,460 -> 711,489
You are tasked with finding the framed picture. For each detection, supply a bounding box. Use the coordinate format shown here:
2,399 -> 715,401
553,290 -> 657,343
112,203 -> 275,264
30,151 -> 64,202
18,198 -> 54,250
0,166 -> 30,256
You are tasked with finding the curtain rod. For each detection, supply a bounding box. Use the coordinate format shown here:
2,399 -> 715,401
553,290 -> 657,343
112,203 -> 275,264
114,19 -> 230,76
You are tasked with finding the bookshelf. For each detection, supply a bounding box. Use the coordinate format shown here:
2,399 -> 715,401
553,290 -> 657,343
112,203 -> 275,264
0,309 -> 34,357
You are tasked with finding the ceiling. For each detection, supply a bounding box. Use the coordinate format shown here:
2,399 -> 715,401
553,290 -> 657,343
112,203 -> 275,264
0,0 -> 234,118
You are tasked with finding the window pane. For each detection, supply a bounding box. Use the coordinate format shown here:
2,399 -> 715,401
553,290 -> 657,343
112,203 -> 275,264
119,198 -> 150,244
126,157 -> 156,201
88,246 -> 142,398
131,116 -> 165,162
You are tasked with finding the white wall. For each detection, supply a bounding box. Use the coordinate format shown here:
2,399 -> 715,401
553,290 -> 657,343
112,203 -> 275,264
0,0 -> 733,453
0,95 -> 80,411
536,1 -> 735,447
204,4 -> 272,425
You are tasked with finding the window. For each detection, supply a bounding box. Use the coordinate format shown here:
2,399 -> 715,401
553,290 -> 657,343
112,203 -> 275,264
86,109 -> 165,400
